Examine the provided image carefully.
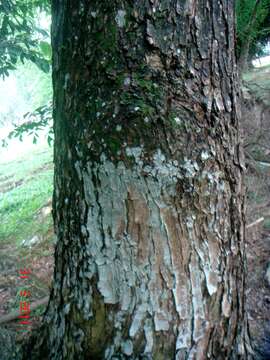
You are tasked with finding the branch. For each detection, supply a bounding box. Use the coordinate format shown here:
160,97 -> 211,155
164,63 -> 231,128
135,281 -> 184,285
243,0 -> 262,35
246,217 -> 264,229
0,296 -> 49,325
243,80 -> 270,92
253,201 -> 270,210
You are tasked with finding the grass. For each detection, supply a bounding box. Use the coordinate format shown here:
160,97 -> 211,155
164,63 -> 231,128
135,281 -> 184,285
263,218 -> 270,231
0,144 -> 53,245
243,64 -> 270,105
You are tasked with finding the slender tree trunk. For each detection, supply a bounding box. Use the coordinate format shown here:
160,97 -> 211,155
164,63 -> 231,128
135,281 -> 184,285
24,1 -> 252,359
237,0 -> 261,74
238,40 -> 252,74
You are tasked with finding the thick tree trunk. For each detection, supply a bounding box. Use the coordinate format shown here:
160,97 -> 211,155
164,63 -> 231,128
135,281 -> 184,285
24,1 -> 251,359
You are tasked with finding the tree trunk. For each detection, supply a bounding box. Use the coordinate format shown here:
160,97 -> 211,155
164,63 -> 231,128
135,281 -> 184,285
237,0 -> 261,75
238,40 -> 251,75
24,1 -> 251,359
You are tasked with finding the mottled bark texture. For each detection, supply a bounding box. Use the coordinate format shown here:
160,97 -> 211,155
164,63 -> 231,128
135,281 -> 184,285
25,1 -> 252,359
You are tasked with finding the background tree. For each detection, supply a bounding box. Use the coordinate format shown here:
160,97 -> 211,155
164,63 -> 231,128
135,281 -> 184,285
247,11 -> 270,61
236,0 -> 270,72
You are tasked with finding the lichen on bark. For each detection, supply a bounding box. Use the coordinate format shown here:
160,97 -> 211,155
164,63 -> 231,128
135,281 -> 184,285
22,0 -> 253,359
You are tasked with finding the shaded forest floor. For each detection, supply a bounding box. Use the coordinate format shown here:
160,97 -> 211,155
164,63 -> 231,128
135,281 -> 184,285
242,64 -> 270,358
0,66 -> 270,358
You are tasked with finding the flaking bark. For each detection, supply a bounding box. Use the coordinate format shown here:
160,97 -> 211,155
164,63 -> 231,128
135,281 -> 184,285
23,1 -> 252,359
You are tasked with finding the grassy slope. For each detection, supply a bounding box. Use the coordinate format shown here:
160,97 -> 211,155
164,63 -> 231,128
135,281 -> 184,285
0,144 -> 53,245
243,64 -> 270,105
0,142 -> 54,333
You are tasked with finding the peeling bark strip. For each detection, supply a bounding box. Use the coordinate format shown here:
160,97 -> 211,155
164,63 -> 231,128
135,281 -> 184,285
27,0 -> 250,359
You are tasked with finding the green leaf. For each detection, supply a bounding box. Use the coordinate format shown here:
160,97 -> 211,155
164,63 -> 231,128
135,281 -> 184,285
32,56 -> 50,73
39,41 -> 52,59
47,135 -> 53,147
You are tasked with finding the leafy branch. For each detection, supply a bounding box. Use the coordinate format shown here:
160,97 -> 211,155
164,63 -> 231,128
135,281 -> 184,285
1,101 -> 53,147
0,0 -> 51,77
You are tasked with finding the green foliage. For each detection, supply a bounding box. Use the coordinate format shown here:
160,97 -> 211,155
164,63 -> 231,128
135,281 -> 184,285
14,60 -> 53,109
0,61 -> 53,147
236,0 -> 270,60
0,0 -> 51,78
0,0 -> 53,146
250,11 -> 270,60
1,101 -> 53,147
